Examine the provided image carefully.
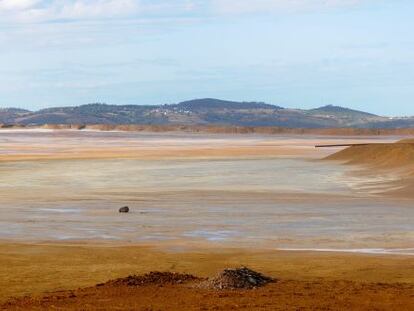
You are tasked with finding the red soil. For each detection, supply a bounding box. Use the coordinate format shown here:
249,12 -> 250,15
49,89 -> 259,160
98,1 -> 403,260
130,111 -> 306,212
2,273 -> 413,310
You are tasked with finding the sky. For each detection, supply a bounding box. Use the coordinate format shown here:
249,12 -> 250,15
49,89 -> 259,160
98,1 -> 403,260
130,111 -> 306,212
0,0 -> 413,116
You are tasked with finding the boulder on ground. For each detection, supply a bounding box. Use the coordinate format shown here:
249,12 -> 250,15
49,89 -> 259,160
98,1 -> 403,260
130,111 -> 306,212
119,206 -> 129,213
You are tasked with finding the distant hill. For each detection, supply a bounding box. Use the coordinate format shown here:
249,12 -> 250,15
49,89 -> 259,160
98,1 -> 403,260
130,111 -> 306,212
305,105 -> 381,127
0,98 -> 412,128
309,105 -> 376,117
0,108 -> 32,124
0,108 -> 31,113
172,98 -> 282,110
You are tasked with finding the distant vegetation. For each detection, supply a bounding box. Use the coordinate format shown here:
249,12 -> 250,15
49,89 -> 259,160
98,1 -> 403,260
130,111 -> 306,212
0,98 -> 412,128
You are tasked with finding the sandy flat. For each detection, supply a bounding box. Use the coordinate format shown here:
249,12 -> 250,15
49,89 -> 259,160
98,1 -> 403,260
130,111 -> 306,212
0,130 -> 400,161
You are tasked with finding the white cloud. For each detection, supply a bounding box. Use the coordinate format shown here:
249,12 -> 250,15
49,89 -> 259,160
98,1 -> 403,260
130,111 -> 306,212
0,0 -> 144,22
0,0 -> 41,11
58,0 -> 138,19
0,0 -> 367,23
211,0 -> 364,14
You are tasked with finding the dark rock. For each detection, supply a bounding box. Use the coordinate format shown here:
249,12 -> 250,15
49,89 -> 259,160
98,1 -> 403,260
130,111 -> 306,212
119,206 -> 129,213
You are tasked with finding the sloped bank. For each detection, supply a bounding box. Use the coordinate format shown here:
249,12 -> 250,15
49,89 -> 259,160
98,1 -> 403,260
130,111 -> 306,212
326,140 -> 414,197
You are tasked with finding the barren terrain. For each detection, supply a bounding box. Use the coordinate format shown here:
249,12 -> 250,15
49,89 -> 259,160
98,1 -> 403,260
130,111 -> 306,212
0,130 -> 413,310
1,244 -> 413,310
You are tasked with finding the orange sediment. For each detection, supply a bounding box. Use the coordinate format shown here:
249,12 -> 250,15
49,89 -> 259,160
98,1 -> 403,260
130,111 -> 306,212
0,243 -> 413,310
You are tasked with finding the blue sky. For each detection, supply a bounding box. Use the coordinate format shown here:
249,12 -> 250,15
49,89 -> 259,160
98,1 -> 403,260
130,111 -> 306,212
0,0 -> 413,116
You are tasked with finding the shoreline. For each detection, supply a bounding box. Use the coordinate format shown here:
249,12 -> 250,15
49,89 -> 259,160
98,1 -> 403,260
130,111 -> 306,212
2,124 -> 414,136
2,239 -> 414,256
278,247 -> 414,256
4,239 -> 414,258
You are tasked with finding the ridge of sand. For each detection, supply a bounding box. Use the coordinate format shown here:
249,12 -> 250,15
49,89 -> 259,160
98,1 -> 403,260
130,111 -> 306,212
326,140 -> 414,197
326,141 -> 414,169
398,138 -> 414,144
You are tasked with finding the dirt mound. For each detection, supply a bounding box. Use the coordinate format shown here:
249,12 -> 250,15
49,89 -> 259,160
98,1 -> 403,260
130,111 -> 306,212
99,269 -> 273,290
397,138 -> 414,144
99,272 -> 200,287
200,267 -> 274,290
326,143 -> 414,169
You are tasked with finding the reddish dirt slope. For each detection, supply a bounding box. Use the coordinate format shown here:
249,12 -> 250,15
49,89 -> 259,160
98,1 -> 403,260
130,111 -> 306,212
327,143 -> 414,168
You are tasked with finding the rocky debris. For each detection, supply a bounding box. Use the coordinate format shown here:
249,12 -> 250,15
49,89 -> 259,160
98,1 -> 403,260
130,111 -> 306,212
99,272 -> 200,287
200,267 -> 274,290
119,206 -> 129,213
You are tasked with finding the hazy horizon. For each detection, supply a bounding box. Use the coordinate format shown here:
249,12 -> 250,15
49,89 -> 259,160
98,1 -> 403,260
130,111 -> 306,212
1,0 -> 413,115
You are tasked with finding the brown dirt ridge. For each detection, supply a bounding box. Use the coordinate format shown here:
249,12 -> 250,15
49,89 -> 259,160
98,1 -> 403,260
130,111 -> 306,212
325,139 -> 414,197
326,141 -> 414,169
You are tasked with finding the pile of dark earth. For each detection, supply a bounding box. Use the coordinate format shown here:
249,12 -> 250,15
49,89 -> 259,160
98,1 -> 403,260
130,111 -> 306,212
97,272 -> 201,287
96,268 -> 274,290
199,267 -> 275,290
